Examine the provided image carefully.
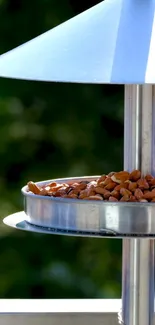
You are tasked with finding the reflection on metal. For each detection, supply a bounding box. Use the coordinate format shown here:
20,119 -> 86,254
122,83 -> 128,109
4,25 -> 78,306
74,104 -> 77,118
0,0 -> 155,83
0,299 -> 119,325
0,299 -> 120,325
0,299 -> 155,325
4,208 -> 155,238
18,176 -> 155,236
0,299 -> 120,313
0,314 -> 117,325
122,85 -> 155,325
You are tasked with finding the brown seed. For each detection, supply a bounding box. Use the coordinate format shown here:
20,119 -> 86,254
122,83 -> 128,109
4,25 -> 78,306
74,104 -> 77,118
120,195 -> 130,202
137,178 -> 149,190
27,181 -> 41,195
97,175 -> 106,185
149,179 -> 155,187
114,182 -> 128,191
66,193 -> 78,199
143,191 -> 155,201
109,196 -> 118,202
69,189 -> 79,195
129,195 -> 137,202
89,190 -> 96,197
54,189 -> 68,197
79,193 -> 87,199
28,169 -> 155,202
46,182 -> 57,187
86,182 -> 96,196
104,181 -> 116,190
120,188 -> 132,197
49,184 -> 64,192
46,182 -> 57,188
128,182 -> 137,192
107,172 -> 115,177
129,170 -> 141,181
87,186 -> 96,196
97,181 -> 106,187
71,183 -> 87,191
95,186 -> 107,195
103,190 -> 111,199
123,181 -> 131,190
78,189 -> 88,199
39,188 -> 49,196
145,174 -> 154,182
54,186 -> 72,197
134,188 -> 144,200
103,177 -> 113,186
85,195 -> 103,201
111,171 -> 130,184
110,190 -> 120,199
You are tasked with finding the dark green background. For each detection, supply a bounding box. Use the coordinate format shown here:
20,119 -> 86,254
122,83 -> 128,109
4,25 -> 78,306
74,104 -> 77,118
0,0 -> 124,298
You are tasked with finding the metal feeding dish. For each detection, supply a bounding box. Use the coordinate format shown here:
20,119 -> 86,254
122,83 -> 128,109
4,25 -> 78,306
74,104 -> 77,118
1,0 -> 155,323
18,176 -> 155,238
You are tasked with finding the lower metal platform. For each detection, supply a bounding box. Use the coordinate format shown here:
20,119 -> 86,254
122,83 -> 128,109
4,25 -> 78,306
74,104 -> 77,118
3,211 -> 155,238
3,212 -> 120,237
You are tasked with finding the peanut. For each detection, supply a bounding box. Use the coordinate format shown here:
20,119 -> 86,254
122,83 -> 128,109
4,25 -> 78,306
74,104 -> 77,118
79,189 -> 89,199
97,175 -> 106,185
107,172 -> 115,177
145,174 -> 154,182
128,182 -> 137,192
109,196 -> 118,202
120,188 -> 132,197
120,195 -> 130,202
54,189 -> 68,197
39,188 -> 49,196
111,171 -> 129,184
110,190 -> 120,199
149,179 -> 155,188
129,170 -> 141,181
114,183 -> 128,191
129,195 -> 137,202
103,190 -> 111,199
27,181 -> 41,195
47,182 -> 57,188
104,181 -> 116,191
94,186 -> 107,195
65,193 -> 78,199
102,177 -> 112,186
85,195 -> 103,201
134,189 -> 144,200
27,170 -> 155,203
137,178 -> 149,190
143,191 -> 155,201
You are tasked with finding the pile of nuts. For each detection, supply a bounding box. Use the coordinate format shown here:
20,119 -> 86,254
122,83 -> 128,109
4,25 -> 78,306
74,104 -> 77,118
27,170 -> 155,202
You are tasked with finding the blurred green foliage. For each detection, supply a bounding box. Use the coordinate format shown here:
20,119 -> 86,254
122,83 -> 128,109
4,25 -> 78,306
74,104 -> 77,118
0,0 -> 124,298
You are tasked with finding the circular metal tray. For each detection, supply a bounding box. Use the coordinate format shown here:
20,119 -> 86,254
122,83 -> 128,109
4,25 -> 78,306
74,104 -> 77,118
3,212 -> 116,237
3,211 -> 155,238
21,176 -> 155,237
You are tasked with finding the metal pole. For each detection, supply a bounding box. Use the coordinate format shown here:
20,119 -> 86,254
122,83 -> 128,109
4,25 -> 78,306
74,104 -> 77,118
121,85 -> 155,325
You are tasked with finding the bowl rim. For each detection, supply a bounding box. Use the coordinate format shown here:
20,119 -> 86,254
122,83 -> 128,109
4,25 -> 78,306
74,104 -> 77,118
21,176 -> 155,206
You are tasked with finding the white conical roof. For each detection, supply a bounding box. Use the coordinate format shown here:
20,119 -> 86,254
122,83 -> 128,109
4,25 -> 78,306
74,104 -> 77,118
0,0 -> 154,84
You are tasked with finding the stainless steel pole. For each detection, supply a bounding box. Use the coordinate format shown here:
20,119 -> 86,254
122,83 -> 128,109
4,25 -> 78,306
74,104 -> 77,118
121,85 -> 155,325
